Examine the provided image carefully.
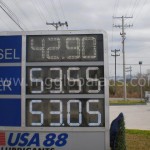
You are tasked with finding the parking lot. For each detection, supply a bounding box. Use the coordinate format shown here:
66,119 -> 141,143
109,104 -> 150,130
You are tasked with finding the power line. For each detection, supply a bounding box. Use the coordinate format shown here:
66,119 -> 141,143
31,0 -> 46,23
36,0 -> 47,21
41,0 -> 54,21
51,0 -> 60,21
129,0 -> 141,17
58,0 -> 66,21
1,0 -> 19,22
124,0 -> 134,16
132,0 -> 148,23
8,0 -> 29,30
109,63 -> 150,66
0,10 -> 13,30
0,1 -> 24,31
113,0 -> 120,17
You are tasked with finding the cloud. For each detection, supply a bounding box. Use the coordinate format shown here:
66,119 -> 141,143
0,0 -> 150,76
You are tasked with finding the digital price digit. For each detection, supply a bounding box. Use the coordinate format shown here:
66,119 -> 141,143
30,68 -> 44,93
49,68 -> 62,93
82,37 -> 96,59
67,100 -> 82,126
66,37 -> 80,59
86,67 -> 101,93
67,67 -> 81,93
29,100 -> 44,126
50,100 -> 63,126
46,38 -> 60,60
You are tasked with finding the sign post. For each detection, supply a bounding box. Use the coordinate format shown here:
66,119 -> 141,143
0,30 -> 109,150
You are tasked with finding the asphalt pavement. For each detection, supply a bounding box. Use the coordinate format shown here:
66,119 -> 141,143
109,103 -> 150,130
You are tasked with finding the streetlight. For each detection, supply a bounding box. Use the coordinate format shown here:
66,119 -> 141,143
139,61 -> 142,100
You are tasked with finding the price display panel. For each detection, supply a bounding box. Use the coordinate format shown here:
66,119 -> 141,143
26,33 -> 105,128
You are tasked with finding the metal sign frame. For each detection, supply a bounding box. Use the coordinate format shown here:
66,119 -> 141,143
0,30 -> 109,150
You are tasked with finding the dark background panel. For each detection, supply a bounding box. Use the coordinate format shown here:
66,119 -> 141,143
26,66 -> 104,94
26,34 -> 103,62
26,99 -> 104,127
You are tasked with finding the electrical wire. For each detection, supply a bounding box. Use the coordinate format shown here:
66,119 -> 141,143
129,0 -> 141,17
113,0 -> 119,17
41,0 -> 54,21
36,0 -> 47,21
51,0 -> 60,21
0,9 -> 14,30
109,63 -> 150,66
132,0 -> 148,24
12,0 -> 35,29
31,0 -> 46,23
1,0 -> 19,23
0,1 -> 24,31
6,0 -> 29,30
58,0 -> 66,21
124,0 -> 134,17
111,0 -> 120,50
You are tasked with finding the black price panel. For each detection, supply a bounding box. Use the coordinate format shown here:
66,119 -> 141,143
26,66 -> 104,94
26,35 -> 103,62
26,33 -> 105,127
26,99 -> 105,127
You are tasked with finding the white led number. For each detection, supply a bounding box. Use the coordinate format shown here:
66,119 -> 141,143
86,67 -> 101,93
66,37 -> 80,59
30,100 -> 44,126
30,68 -> 43,93
49,68 -> 62,93
47,38 -> 60,60
30,38 -> 45,59
86,100 -> 101,126
67,100 -> 82,126
82,37 -> 96,59
50,100 -> 63,126
67,67 -> 81,93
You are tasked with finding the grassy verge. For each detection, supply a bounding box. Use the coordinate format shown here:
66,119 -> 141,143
126,129 -> 150,150
109,99 -> 146,105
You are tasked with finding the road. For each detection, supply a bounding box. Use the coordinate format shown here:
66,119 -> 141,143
109,104 -> 150,130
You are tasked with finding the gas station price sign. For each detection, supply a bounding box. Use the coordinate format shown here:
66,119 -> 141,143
0,30 -> 109,150
26,33 -> 105,127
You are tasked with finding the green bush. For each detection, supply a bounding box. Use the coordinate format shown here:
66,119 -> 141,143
115,114 -> 126,150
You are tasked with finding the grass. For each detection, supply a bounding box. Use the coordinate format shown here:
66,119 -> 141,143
126,129 -> 150,150
109,99 -> 146,105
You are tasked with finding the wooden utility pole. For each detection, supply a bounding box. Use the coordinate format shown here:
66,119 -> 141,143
111,49 -> 120,95
113,16 -> 133,100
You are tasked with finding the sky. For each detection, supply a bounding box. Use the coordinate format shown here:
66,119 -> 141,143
0,0 -> 150,77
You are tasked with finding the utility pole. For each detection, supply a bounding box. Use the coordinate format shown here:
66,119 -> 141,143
111,49 -> 120,95
139,61 -> 143,100
126,66 -> 132,81
46,21 -> 68,30
113,16 -> 133,100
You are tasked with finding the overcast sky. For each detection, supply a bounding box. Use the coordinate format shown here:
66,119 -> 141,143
0,0 -> 150,77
